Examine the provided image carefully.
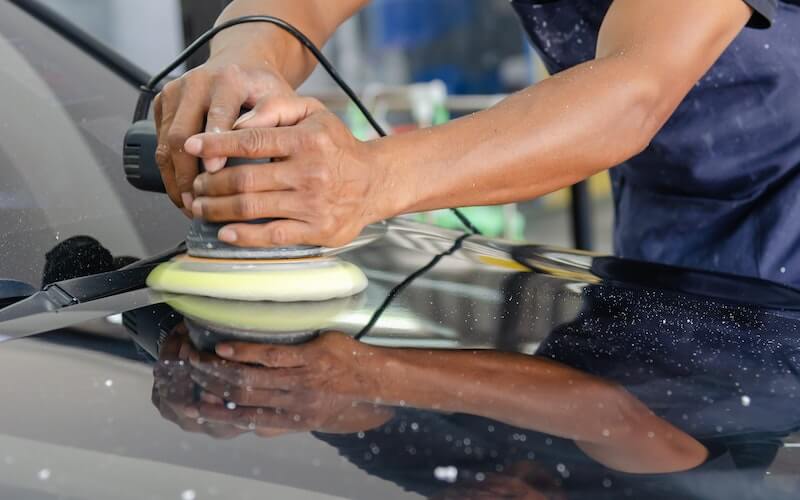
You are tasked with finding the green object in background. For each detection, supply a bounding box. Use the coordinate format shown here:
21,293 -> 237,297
432,102 -> 449,126
413,206 -> 525,240
346,102 -> 374,141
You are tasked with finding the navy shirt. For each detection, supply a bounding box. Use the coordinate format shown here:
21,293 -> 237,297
511,0 -> 800,287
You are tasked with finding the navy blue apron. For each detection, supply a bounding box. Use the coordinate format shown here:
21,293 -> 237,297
510,0 -> 800,287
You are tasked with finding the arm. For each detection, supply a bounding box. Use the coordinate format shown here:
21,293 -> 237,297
373,346 -> 708,474
184,0 -> 753,248
374,0 -> 754,213
191,334 -> 708,474
210,0 -> 370,87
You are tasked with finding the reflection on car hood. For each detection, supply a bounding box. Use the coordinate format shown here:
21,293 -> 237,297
2,219 -> 799,499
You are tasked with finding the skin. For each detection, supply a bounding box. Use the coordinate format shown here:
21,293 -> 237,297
156,0 -> 752,247
154,0 -> 366,213
152,331 -> 708,475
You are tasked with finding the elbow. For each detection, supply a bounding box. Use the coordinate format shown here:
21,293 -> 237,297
619,74 -> 674,158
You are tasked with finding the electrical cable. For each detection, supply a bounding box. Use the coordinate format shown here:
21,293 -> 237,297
134,15 -> 481,236
355,233 -> 470,340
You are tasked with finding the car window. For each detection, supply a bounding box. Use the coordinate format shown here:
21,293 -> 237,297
0,2 -> 186,288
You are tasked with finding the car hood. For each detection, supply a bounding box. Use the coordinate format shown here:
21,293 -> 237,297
1,219 -> 800,499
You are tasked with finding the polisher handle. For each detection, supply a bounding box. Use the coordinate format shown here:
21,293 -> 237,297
122,120 -> 273,194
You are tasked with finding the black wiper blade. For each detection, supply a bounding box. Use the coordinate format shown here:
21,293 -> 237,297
0,244 -> 185,338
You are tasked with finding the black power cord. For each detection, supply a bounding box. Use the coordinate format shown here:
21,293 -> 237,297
134,15 -> 482,236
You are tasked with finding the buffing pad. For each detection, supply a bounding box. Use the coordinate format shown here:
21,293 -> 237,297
164,293 -> 361,347
147,255 -> 367,302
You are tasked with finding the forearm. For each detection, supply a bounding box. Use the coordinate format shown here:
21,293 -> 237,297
211,0 -> 368,87
366,347 -> 706,473
369,55 -> 667,217
371,348 -> 651,440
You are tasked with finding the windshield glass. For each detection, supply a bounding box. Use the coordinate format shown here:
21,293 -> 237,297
0,2 -> 185,289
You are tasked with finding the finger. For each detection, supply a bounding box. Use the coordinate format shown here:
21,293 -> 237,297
233,96 -> 325,129
192,192 -> 308,222
203,424 -> 249,440
216,342 -> 307,368
253,427 -> 295,438
158,331 -> 185,361
189,351 -> 265,386
196,403 -> 308,430
192,162 -> 296,197
217,220 -> 316,248
183,127 -> 299,159
153,92 -> 184,211
200,391 -> 225,405
190,365 -> 304,395
204,85 -> 247,173
178,337 -> 198,361
168,93 -> 208,204
191,371 -> 309,411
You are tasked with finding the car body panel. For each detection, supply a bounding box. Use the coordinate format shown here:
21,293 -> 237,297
2,2 -> 800,499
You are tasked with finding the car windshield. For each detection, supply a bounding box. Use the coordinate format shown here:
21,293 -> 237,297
0,1 -> 184,289
1,2 -> 799,500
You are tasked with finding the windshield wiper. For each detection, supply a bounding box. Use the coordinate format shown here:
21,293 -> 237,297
0,244 -> 185,339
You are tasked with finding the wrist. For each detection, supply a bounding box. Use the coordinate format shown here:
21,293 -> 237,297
210,26 -> 282,65
209,24 -> 308,86
363,138 -> 416,222
353,343 -> 400,404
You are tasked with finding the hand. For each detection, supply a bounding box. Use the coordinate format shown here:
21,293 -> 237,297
186,332 -> 393,434
184,96 -> 394,248
151,327 -> 248,440
153,52 -> 295,215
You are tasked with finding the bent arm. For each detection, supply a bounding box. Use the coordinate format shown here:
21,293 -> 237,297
211,0 -> 371,87
371,0 -> 752,216
370,348 -> 708,474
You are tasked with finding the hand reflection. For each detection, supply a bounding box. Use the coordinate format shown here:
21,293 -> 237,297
152,329 -> 393,438
152,326 -> 706,475
151,325 -> 248,440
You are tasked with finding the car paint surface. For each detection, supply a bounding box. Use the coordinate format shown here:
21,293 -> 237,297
1,2 -> 800,499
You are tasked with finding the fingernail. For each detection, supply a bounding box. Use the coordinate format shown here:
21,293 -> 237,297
201,391 -> 224,405
184,406 -> 199,419
178,342 -> 191,360
188,351 -> 199,365
233,110 -> 256,128
193,176 -> 204,194
191,199 -> 203,218
181,192 -> 193,210
204,157 -> 226,173
216,344 -> 234,357
218,228 -> 237,243
184,136 -> 203,155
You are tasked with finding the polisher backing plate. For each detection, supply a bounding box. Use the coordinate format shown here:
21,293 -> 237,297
147,255 -> 368,302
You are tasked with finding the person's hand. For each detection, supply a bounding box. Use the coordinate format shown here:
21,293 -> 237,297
151,327 -> 248,440
184,96 -> 393,248
153,53 -> 295,215
186,332 -> 393,435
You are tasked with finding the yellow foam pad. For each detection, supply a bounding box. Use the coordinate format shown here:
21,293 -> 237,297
147,255 -> 367,302
165,294 -> 354,332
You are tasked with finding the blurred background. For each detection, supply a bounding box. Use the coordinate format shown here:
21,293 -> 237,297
40,0 -> 614,253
